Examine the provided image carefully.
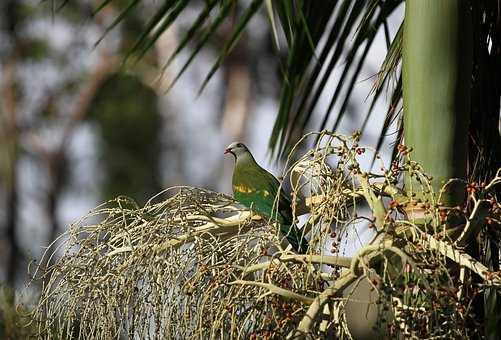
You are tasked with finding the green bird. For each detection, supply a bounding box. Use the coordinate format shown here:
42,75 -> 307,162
224,142 -> 309,253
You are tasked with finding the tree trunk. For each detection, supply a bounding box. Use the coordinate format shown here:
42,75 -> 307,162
1,59 -> 20,287
402,2 -> 501,339
403,0 -> 472,206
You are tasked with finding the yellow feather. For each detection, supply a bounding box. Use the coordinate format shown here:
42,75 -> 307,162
233,184 -> 254,194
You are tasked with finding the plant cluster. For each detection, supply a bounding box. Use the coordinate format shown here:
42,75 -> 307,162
31,132 -> 501,339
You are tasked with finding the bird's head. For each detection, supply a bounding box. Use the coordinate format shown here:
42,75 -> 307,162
224,142 -> 249,159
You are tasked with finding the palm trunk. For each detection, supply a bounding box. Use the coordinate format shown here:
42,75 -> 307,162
403,0 -> 472,206
402,2 -> 501,339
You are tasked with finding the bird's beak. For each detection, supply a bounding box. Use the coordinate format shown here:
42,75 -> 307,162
224,148 -> 235,157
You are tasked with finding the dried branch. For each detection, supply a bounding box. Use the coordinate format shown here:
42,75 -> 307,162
30,132 -> 501,339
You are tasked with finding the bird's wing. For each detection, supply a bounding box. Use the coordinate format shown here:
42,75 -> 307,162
233,164 -> 292,225
233,162 -> 308,253
261,169 -> 293,224
249,170 -> 308,253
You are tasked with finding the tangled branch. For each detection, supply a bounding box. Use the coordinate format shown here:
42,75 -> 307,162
30,132 -> 501,339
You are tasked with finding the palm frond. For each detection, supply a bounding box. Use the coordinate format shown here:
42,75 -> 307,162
162,0 -> 218,70
374,73 -> 402,165
270,0 -> 340,157
73,0 -> 498,171
82,0 -> 405,160
125,0 -> 180,61
264,0 -> 280,48
198,0 -> 264,94
134,0 -> 191,61
271,0 -> 403,158
94,0 -> 141,47
273,0 -> 359,154
165,1 -> 231,91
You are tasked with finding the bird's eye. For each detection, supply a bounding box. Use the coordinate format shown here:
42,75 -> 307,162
237,143 -> 243,147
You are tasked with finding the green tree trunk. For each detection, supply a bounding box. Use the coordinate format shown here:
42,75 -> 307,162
403,0 -> 472,206
403,2 -> 500,339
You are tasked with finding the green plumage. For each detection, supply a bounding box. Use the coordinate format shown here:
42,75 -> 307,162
230,149 -> 309,253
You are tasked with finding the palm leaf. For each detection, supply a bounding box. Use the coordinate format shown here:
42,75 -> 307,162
84,0 -> 404,159
270,0 -> 342,157
278,0 -> 361,153
373,74 -> 402,166
198,0 -> 264,94
134,0 -> 191,61
70,0 -> 498,172
125,0 -> 178,61
166,1 -> 232,92
272,0 -> 403,158
264,0 -> 280,48
162,0 -> 218,70
361,22 -> 402,157
94,0 -> 141,47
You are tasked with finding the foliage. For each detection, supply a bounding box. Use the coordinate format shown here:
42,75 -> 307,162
88,73 -> 162,203
81,0 -> 405,156
0,287 -> 37,339
31,132 -> 501,339
1,0 -> 169,285
69,0 -> 499,173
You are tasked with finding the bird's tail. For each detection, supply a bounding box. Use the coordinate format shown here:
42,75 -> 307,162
279,224 -> 309,254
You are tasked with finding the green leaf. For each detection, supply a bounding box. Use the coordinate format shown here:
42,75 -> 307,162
161,0 -> 218,71
94,0 -> 141,47
165,0 -> 232,92
271,0 -> 404,158
125,0 -> 177,62
197,0 -> 264,94
134,0 -> 190,61
265,0 -> 280,49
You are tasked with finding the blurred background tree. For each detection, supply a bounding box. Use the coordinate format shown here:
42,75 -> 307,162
0,0 -> 168,292
41,0 -> 499,337
0,0 -> 228,288
88,73 -> 162,201
12,0 -> 501,337
0,0 -> 498,337
0,0 -> 396,294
